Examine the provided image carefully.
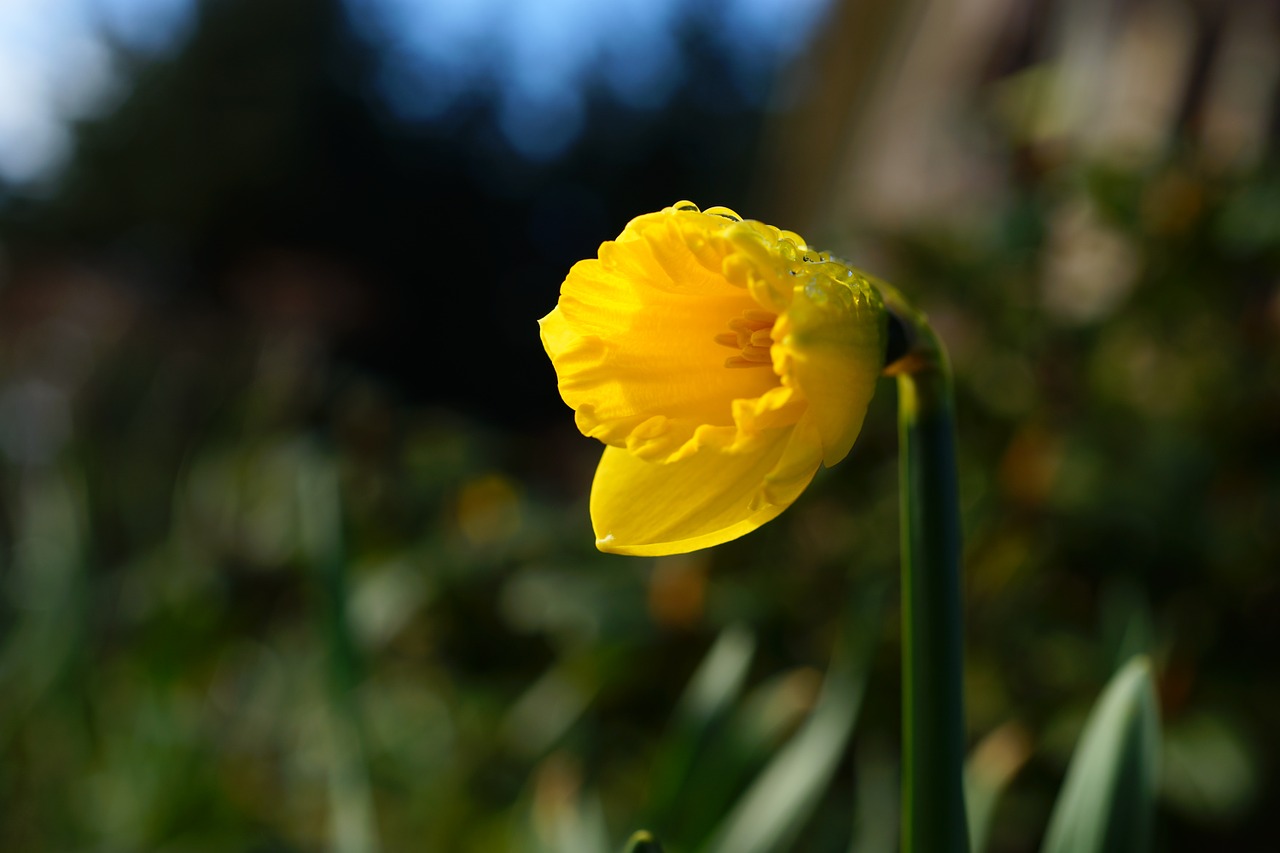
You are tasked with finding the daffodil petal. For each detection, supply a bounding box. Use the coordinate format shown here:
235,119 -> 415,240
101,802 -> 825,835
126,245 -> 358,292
539,212 -> 792,459
590,418 -> 823,556
774,268 -> 886,466
719,222 -> 797,314
540,274 -> 774,455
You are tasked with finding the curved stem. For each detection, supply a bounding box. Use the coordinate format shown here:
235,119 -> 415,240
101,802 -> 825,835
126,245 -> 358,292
880,286 -> 969,853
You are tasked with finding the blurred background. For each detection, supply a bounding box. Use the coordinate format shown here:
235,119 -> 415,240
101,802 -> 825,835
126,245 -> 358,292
0,0 -> 1277,850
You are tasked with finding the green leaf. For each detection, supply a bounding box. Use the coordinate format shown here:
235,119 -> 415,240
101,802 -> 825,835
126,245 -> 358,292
646,625 -> 756,825
661,664 -> 826,848
1041,656 -> 1161,853
296,447 -> 380,853
701,588 -> 882,853
676,624 -> 758,725
848,740 -> 898,853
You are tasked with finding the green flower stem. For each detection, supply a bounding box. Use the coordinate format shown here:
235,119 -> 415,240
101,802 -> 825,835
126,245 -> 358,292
885,293 -> 969,853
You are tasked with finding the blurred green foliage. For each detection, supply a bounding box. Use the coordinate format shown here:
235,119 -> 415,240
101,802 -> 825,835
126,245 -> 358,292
2,146 -> 1276,852
1,1 -> 1279,851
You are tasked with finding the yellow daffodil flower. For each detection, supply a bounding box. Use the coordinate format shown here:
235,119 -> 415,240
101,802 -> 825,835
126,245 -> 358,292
540,202 -> 887,556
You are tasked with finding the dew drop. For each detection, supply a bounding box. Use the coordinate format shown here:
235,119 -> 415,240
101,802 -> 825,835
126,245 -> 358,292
703,205 -> 743,221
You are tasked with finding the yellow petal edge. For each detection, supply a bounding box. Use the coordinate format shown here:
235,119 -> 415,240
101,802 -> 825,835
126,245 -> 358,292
539,202 -> 886,556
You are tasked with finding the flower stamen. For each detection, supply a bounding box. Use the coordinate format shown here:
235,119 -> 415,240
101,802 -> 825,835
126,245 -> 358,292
716,309 -> 779,369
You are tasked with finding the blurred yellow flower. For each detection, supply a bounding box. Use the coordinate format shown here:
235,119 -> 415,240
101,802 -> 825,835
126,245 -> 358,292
540,202 -> 886,556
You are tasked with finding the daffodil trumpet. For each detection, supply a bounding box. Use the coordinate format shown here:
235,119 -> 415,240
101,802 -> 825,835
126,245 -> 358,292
540,201 -> 887,556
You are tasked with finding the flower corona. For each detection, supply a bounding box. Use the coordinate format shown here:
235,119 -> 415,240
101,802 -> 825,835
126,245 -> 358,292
540,202 -> 887,555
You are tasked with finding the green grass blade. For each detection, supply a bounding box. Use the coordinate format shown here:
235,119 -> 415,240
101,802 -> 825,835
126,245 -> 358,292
1040,656 -> 1161,853
702,588 -> 882,853
677,625 -> 758,723
848,740 -> 898,853
647,625 -> 756,825
662,663 -> 828,848
297,446 -> 381,853
0,470 -> 87,737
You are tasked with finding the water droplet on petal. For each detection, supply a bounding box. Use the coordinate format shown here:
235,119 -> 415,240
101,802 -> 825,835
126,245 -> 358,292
703,205 -> 742,221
